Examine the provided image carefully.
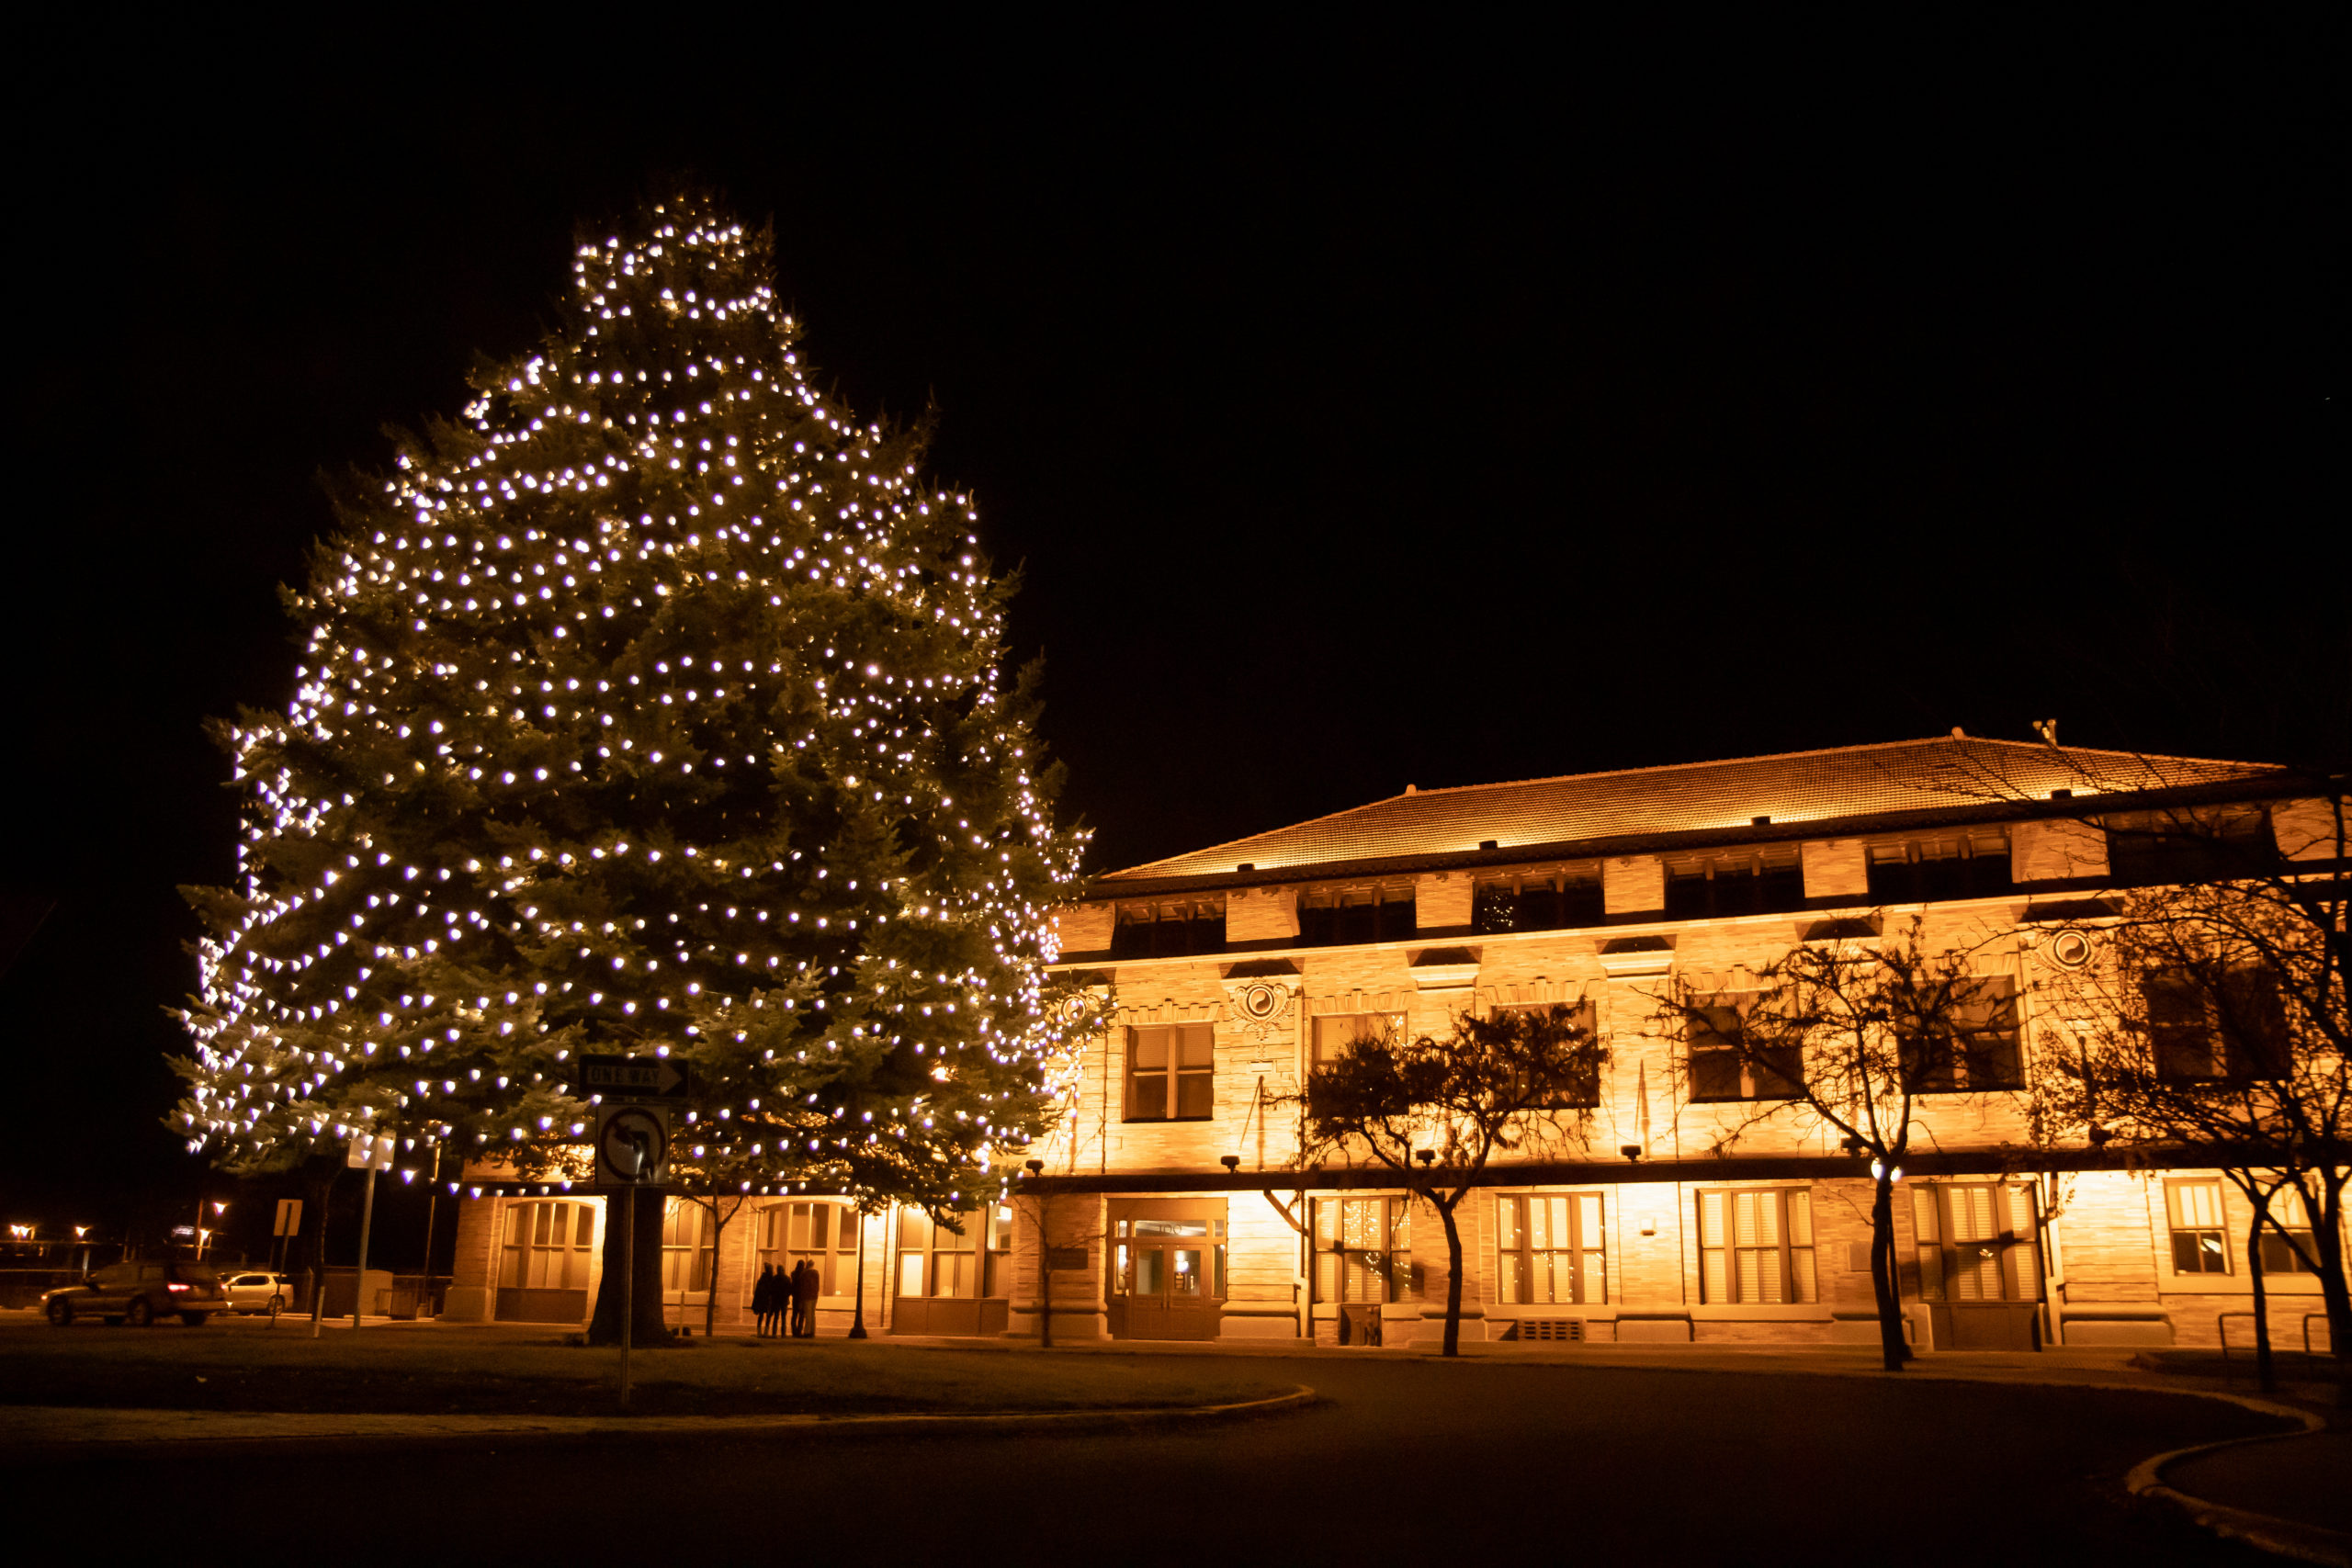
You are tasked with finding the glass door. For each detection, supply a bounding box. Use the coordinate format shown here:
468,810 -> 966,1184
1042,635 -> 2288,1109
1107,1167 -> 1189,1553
1109,1206 -> 1226,1340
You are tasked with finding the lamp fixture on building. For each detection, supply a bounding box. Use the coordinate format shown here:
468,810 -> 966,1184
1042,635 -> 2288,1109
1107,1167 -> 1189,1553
1621,1144 -> 1643,1162
1219,1155 -> 1240,1173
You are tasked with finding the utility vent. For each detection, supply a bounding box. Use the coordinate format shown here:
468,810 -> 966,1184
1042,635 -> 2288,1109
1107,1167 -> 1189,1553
1516,1318 -> 1586,1342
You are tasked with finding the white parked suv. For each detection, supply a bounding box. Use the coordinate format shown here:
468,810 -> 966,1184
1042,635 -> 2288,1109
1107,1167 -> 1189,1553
220,1270 -> 293,1314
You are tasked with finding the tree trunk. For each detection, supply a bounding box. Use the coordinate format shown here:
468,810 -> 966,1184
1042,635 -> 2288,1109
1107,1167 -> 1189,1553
588,1185 -> 669,1347
1868,1170 -> 1911,1371
2246,1196 -> 2275,1394
702,1197 -> 732,1341
1438,1198 -> 1465,1359
2306,1178 -> 2351,1408
301,1160 -> 338,1314
1036,1196 -> 1054,1349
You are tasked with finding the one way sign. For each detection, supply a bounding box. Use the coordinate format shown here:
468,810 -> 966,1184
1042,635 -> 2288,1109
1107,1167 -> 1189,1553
578,1055 -> 693,1099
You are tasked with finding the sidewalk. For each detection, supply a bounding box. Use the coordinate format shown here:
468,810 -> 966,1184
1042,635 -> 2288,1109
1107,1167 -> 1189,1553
0,1382 -> 1316,1455
2165,1430 -> 2351,1534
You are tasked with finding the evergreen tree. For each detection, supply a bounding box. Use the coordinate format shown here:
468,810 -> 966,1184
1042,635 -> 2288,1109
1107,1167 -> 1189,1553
174,192 -> 1095,1340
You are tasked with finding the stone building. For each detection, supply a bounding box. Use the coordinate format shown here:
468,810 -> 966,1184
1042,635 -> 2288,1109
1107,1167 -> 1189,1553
443,735 -> 2342,1351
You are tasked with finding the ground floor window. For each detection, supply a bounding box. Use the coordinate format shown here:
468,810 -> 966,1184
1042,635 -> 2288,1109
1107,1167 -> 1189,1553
2260,1186 -> 2319,1275
660,1200 -> 714,1299
1313,1196 -> 1412,1303
2165,1179 -> 2230,1275
896,1206 -> 1013,1299
755,1201 -> 864,1297
1913,1183 -> 2039,1301
1697,1188 -> 1815,1303
1498,1192 -> 1605,1303
502,1200 -> 595,1290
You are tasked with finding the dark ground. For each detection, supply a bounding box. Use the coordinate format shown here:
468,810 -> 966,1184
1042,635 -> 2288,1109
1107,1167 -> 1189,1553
19,1357 -> 2292,1564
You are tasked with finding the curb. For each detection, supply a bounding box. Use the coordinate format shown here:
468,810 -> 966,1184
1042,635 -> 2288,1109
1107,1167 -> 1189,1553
0,1382 -> 1318,1459
2124,1414 -> 2347,1568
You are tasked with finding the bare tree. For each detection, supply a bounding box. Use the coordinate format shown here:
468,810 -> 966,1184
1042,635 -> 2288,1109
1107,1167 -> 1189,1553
1293,1005 -> 1607,1357
1657,922 -> 2013,1372
1928,739 -> 2351,1399
2034,867 -> 2351,1400
670,1175 -> 753,1340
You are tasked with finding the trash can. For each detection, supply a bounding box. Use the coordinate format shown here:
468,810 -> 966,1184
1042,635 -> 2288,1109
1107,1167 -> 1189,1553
390,1285 -> 422,1321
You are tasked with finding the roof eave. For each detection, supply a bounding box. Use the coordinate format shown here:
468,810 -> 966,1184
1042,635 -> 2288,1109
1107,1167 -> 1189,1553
1084,771 -> 2313,899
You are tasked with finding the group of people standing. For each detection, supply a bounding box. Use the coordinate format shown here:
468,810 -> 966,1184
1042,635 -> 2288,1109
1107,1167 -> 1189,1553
754,1259 -> 821,1337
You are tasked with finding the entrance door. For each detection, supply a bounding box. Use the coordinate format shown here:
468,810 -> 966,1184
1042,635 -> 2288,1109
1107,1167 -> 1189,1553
1914,1183 -> 2041,1350
1107,1200 -> 1226,1340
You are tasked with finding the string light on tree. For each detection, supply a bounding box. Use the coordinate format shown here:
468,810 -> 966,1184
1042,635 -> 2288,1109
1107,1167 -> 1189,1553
173,190 -> 1103,1251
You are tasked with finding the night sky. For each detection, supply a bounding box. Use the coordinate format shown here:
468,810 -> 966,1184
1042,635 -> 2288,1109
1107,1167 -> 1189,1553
4,25 -> 2340,1241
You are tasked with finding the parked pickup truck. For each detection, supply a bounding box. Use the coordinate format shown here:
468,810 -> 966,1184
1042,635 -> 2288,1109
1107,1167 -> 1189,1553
43,1261 -> 232,1326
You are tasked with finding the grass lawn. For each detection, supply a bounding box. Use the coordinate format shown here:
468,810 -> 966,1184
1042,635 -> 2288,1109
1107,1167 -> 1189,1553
0,1313 -> 1288,1418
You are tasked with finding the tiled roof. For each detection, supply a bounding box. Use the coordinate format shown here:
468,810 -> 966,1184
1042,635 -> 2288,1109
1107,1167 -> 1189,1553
1102,736 -> 2276,882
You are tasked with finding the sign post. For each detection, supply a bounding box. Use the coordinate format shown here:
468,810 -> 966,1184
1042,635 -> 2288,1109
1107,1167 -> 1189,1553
268,1200 -> 302,1329
579,1055 -> 692,1100
595,1101 -> 670,1410
347,1133 -> 395,1331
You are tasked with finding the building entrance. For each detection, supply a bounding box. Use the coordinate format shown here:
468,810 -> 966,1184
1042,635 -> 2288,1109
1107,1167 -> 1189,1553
1107,1199 -> 1226,1341
1915,1183 -> 2042,1350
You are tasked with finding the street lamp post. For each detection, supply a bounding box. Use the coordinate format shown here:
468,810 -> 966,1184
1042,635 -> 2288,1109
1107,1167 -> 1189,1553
1025,1159 -> 1050,1348
417,1144 -> 445,1317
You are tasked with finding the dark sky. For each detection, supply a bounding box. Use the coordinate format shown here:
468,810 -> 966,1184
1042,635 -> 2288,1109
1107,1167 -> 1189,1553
4,23 -> 2340,1227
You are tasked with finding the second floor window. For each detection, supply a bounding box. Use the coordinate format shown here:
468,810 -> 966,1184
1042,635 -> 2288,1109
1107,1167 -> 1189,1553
1473,870 -> 1604,934
1901,976 -> 2024,1092
1867,829 -> 2013,904
1111,898 -> 1227,959
1665,847 -> 1804,920
1686,994 -> 1802,1103
1488,1000 -> 1601,1107
1125,1023 -> 1215,1122
2106,807 -> 2279,886
1297,886 -> 1415,946
1310,1010 -> 1407,1066
2144,968 -> 2289,1083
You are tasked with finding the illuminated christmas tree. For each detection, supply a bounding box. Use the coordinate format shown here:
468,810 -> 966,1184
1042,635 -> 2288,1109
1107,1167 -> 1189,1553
174,193 -> 1095,1339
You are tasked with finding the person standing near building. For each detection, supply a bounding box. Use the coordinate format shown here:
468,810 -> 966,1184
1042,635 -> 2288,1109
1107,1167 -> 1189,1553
792,1257 -> 820,1337
752,1263 -> 777,1337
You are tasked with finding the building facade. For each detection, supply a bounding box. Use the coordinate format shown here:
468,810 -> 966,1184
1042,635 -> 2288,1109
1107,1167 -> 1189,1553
444,736 -> 2343,1350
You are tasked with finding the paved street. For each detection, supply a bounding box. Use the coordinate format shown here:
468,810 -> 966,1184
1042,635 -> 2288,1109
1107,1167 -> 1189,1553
17,1354 -> 2294,1564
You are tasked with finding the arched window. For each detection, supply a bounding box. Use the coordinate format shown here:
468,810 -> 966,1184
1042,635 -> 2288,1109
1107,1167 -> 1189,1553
754,1201 -> 862,1297
661,1201 -> 715,1303
495,1200 -> 597,1323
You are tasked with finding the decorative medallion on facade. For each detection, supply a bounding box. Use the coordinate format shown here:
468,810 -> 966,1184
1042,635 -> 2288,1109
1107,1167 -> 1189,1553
2043,928 -> 2097,970
1224,977 -> 1296,1041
